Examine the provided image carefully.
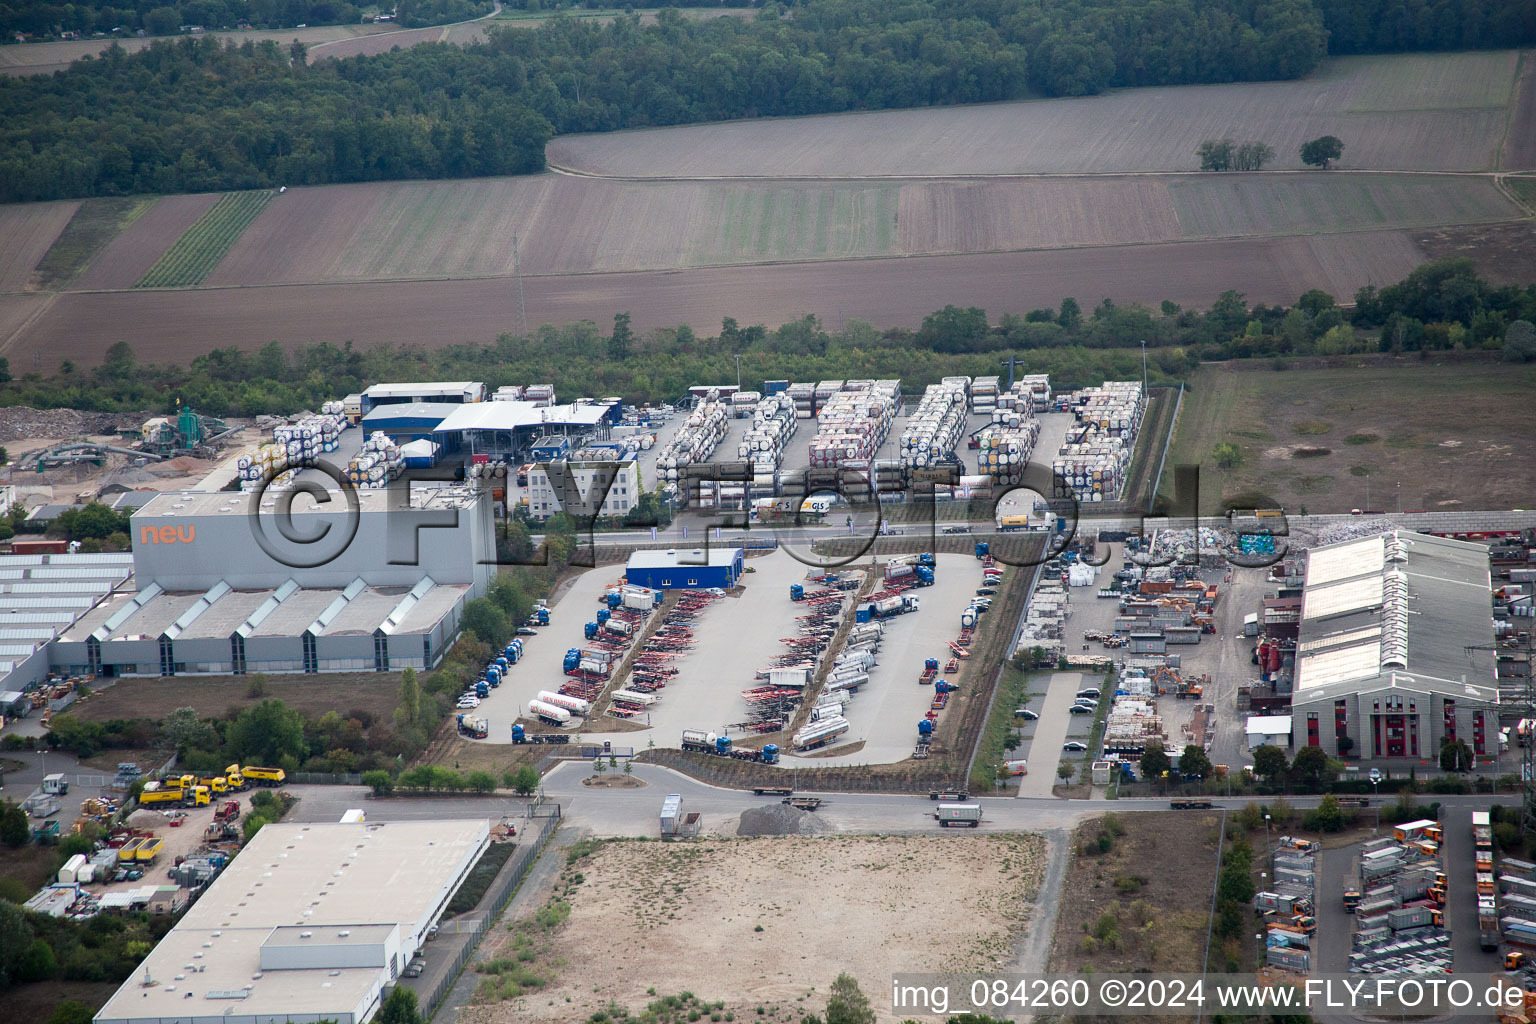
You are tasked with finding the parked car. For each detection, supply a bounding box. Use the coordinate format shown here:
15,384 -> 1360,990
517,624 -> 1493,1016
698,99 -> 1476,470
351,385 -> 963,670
1077,688 -> 1100,699
973,597 -> 992,609
1013,708 -> 1039,720
941,524 -> 971,534
404,962 -> 424,978
1068,704 -> 1095,715
515,626 -> 538,636
456,697 -> 480,709
976,587 -> 997,596
1063,741 -> 1088,752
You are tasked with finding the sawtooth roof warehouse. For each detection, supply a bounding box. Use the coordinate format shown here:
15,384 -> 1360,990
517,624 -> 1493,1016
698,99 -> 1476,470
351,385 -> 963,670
92,820 -> 489,1024
38,484 -> 495,681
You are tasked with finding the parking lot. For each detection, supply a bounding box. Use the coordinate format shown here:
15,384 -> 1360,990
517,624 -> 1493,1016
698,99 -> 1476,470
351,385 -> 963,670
781,552 -> 992,767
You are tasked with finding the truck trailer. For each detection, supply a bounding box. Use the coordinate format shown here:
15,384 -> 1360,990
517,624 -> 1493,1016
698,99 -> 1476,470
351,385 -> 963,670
936,803 -> 982,828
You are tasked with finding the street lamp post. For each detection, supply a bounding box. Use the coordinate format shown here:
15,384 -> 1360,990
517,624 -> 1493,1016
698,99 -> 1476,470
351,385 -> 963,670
1264,813 -> 1273,875
733,354 -> 742,391
1139,340 -> 1148,398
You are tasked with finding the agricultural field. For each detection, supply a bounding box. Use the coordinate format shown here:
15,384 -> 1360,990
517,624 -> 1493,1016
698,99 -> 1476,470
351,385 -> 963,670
134,191 -> 273,288
0,200 -> 76,292
1163,360 -> 1536,515
28,196 -> 155,290
1167,174 -> 1520,238
0,23 -> 397,77
73,193 -> 222,290
3,229 -> 1429,365
548,51 -> 1523,178
475,834 -> 1044,1020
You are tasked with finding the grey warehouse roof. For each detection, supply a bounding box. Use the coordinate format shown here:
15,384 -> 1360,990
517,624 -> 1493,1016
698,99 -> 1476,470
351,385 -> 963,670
1293,531 -> 1497,705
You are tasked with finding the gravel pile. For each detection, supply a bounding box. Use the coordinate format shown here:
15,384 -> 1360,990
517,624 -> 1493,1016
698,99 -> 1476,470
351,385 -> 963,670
126,808 -> 170,828
736,802 -> 831,837
0,406 -> 140,444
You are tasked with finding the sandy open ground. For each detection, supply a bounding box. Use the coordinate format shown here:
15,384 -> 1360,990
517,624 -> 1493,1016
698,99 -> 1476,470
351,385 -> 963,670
474,834 -> 1044,1023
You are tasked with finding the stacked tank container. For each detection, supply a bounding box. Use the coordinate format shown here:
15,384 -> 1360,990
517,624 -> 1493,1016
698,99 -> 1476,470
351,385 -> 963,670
319,400 -> 352,423
492,385 -> 525,402
347,431 -> 404,489
975,417 -> 1041,484
787,382 -> 816,418
274,414 -> 343,457
941,376 -> 973,411
898,380 -> 968,469
1051,381 -> 1143,502
730,391 -> 760,418
807,381 -> 897,469
971,375 -> 1000,416
524,384 -> 556,407
237,442 -> 292,485
736,394 -> 798,491
1020,374 -> 1052,410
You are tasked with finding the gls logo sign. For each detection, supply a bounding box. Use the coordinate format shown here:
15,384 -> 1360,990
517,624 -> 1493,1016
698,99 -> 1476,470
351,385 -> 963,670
139,525 -> 196,545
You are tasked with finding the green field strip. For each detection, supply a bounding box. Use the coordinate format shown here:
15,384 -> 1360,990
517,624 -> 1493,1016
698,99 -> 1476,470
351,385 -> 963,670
134,191 -> 273,288
33,196 -> 153,290
813,190 -> 833,255
1168,175 -> 1519,239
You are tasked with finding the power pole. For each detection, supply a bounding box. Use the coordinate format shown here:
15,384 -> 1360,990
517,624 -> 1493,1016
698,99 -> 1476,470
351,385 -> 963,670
1467,629 -> 1536,837
513,233 -> 528,338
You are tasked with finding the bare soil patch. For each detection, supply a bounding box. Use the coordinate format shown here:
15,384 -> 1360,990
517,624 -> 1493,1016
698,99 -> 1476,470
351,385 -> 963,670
580,773 -> 646,788
70,672 -> 403,725
470,834 -> 1044,1023
1415,220 -> 1536,286
9,231 -> 1428,368
74,193 -> 222,290
1048,812 -> 1221,975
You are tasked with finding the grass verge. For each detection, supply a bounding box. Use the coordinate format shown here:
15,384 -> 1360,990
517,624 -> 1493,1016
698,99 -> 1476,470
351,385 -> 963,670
135,191 -> 272,288
446,840 -> 518,916
31,196 -> 153,289
1506,175 -> 1536,214
969,663 -> 1032,793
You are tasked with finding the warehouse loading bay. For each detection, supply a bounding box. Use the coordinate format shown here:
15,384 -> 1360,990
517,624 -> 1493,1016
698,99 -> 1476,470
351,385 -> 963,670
465,549 -> 989,764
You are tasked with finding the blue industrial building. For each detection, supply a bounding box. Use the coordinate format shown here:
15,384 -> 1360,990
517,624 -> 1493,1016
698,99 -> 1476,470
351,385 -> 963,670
359,402 -> 462,443
625,548 -> 744,590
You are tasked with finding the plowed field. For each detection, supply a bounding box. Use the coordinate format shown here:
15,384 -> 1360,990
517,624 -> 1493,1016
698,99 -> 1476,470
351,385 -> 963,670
0,201 -> 77,292
548,51 -> 1522,178
2,229 -> 1427,367
73,193 -> 222,290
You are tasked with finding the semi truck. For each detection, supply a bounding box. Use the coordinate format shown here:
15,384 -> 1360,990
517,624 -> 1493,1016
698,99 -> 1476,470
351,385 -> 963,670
936,803 -> 982,828
682,730 -> 732,755
457,714 -> 489,739
138,782 -> 187,805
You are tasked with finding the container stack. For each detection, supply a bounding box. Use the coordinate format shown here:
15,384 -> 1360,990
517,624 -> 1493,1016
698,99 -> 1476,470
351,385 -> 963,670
941,375 -> 973,410
814,380 -> 843,411
493,385 -> 525,402
273,414 -> 343,458
736,394 -> 798,493
730,391 -> 760,418
975,418 -> 1041,485
1020,374 -> 1052,410
524,384 -> 556,407
788,382 -> 816,418
971,375 -> 999,417
237,442 -> 291,487
319,400 -> 352,423
807,381 -> 898,470
347,431 -> 404,489
656,393 -> 730,485
1051,381 -> 1144,502
899,381 -> 968,469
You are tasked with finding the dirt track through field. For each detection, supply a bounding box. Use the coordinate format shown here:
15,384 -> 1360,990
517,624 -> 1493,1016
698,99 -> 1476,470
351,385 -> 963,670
73,193 -> 223,290
2,229 -> 1427,368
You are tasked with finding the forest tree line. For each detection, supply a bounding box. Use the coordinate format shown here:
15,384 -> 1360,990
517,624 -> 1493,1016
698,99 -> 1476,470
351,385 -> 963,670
1,260 -> 1531,417
2,0 -> 1533,202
